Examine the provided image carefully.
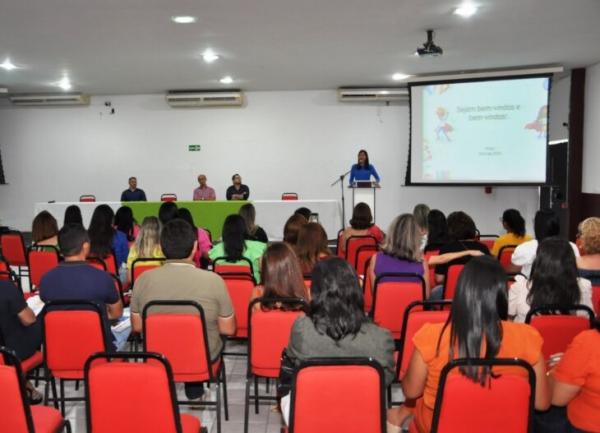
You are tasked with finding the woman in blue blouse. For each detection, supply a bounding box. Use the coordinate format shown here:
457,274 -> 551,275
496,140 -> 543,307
349,149 -> 380,185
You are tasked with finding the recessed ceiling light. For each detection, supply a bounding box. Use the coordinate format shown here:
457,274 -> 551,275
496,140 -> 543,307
392,73 -> 411,81
202,49 -> 219,63
171,15 -> 197,24
56,77 -> 72,91
454,3 -> 478,17
220,76 -> 233,84
0,59 -> 17,71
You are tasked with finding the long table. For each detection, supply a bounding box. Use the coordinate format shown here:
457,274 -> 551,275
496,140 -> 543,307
34,199 -> 342,241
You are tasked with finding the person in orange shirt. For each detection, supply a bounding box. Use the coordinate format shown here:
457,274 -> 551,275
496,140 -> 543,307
550,324 -> 600,433
387,256 -> 551,432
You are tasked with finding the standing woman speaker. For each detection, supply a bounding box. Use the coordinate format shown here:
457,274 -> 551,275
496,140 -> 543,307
349,149 -> 381,185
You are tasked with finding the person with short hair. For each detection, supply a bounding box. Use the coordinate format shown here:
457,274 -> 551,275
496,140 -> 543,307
339,203 -> 384,256
226,173 -> 250,200
193,174 -> 216,201
31,210 -> 59,247
239,203 -> 268,243
120,176 -> 147,202
39,224 -> 125,350
491,208 -> 532,257
576,217 -> 600,285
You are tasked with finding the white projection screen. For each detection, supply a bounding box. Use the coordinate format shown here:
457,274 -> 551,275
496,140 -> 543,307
407,75 -> 551,185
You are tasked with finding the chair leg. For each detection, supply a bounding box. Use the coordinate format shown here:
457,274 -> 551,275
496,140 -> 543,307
243,378 -> 251,433
51,377 -> 59,409
215,384 -> 222,433
221,363 -> 229,421
59,379 -> 66,416
254,376 -> 259,414
266,377 -> 270,393
387,386 -> 392,408
63,420 -> 72,433
75,379 -> 80,391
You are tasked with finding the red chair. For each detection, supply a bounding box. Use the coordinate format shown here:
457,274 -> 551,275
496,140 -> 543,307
79,195 -> 96,202
442,264 -> 465,301
354,244 -> 377,276
336,229 -> 344,257
497,244 -> 518,271
87,254 -> 117,276
281,193 -> 299,200
217,272 -> 256,340
371,273 -> 426,340
0,258 -> 21,291
41,301 -> 109,415
592,285 -> 600,314
1,230 -> 28,278
161,193 -> 178,202
142,300 -> 228,433
525,305 -> 594,359
244,297 -> 307,433
212,256 -> 253,277
287,358 -> 386,433
423,248 -> 440,290
344,235 -> 378,267
27,246 -> 60,291
477,234 -> 499,251
429,358 -> 535,433
131,257 -> 166,286
84,352 -> 201,433
0,347 -> 71,433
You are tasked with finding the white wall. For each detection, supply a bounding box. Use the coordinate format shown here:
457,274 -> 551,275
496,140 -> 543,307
0,90 -> 545,235
583,62 -> 600,193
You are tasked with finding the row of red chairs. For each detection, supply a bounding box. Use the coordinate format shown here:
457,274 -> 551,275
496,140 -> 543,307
78,192 -> 301,202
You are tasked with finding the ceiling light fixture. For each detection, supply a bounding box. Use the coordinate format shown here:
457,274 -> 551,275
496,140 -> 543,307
392,73 -> 411,81
171,15 -> 197,24
202,49 -> 219,63
454,3 -> 478,18
220,76 -> 233,84
0,58 -> 17,71
56,77 -> 72,91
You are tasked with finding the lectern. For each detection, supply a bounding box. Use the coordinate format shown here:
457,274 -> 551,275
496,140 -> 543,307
350,181 -> 379,222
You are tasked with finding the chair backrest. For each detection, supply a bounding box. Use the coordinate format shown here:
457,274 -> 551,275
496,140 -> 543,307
0,231 -> 27,267
218,273 -> 257,338
431,358 -> 535,433
79,194 -> 96,202
247,298 -> 307,378
0,347 -> 35,433
477,234 -> 499,251
396,301 -> 451,381
142,300 -> 214,383
423,249 -> 440,289
336,229 -> 344,257
344,236 -> 378,267
131,257 -> 166,286
0,259 -> 19,284
27,245 -> 60,288
442,264 -> 465,300
525,305 -> 595,359
42,301 -> 108,379
592,285 -> 600,314
354,244 -> 378,276
85,352 -> 186,433
87,254 -> 117,275
289,358 -> 386,433
160,193 -> 177,202
281,192 -> 298,200
371,273 -> 426,339
362,256 -> 374,313
213,256 -> 254,277
498,244 -> 517,269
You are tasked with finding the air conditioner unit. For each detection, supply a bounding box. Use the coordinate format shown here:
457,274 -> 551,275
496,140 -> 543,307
338,87 -> 408,102
166,90 -> 244,107
9,93 -> 90,106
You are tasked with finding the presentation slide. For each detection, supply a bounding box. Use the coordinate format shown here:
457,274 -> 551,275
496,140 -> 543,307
409,76 -> 550,184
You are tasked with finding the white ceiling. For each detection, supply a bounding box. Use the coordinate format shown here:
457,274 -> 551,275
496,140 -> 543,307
0,0 -> 599,94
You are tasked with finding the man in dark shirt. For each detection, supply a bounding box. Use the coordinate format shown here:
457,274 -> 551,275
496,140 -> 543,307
39,224 -> 123,350
120,176 -> 147,201
226,173 -> 250,200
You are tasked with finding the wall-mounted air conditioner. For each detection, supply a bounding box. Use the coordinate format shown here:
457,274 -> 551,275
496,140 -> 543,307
166,90 -> 244,107
338,87 -> 408,102
9,93 -> 90,106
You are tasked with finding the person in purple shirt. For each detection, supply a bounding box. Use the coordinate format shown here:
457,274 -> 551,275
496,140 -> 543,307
349,149 -> 381,185
193,174 -> 216,201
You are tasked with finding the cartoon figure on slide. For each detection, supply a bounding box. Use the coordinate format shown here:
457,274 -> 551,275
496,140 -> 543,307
435,106 -> 453,141
524,105 -> 548,139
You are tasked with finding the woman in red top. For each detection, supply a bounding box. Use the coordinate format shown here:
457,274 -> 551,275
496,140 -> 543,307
340,203 -> 384,256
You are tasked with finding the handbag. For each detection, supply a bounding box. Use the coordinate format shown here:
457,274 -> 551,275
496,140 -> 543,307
277,349 -> 296,398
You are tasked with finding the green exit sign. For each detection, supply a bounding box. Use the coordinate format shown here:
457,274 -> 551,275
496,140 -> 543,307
188,144 -> 201,152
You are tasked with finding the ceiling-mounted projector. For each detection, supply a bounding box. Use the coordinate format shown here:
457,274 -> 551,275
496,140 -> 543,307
416,30 -> 443,57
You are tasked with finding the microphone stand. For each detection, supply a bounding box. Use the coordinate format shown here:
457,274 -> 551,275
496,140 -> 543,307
331,170 -> 351,231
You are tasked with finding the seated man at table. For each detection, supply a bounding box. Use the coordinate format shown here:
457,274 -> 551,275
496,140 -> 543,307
193,174 -> 216,201
130,219 -> 236,398
121,176 -> 147,202
39,223 -> 125,350
226,173 -> 250,201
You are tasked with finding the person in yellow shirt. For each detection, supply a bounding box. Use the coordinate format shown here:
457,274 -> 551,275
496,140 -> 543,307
491,209 -> 532,257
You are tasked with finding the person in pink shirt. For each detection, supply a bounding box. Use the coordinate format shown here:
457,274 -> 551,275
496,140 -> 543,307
193,174 -> 216,201
177,208 -> 213,268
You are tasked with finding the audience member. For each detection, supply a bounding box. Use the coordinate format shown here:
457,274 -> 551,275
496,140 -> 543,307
177,208 -> 212,267
491,208 -> 532,257
295,222 -> 331,275
31,210 -> 59,247
226,173 -> 250,200
413,203 -> 430,249
294,207 -> 312,221
158,201 -> 178,226
126,216 -> 164,283
251,242 -> 309,310
283,213 -> 307,246
114,205 -> 138,242
63,204 -> 83,226
130,219 -> 235,398
512,209 -> 579,278
120,176 -> 147,202
193,174 -> 216,201
281,257 -> 395,425
208,214 -> 266,282
576,217 -> 600,284
239,203 -> 268,243
39,224 -> 124,350
339,203 -> 384,256
389,256 -> 550,432
424,209 -> 448,250
88,204 -> 129,269
509,239 -> 594,322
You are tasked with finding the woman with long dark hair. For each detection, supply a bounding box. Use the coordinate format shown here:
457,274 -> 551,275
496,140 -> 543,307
114,206 -> 138,242
425,209 -> 448,249
348,149 -> 381,185
88,204 -> 129,269
340,203 -> 384,255
491,208 -> 532,257
295,222 -> 332,274
390,256 -> 550,432
509,238 -> 593,322
63,205 -> 83,226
